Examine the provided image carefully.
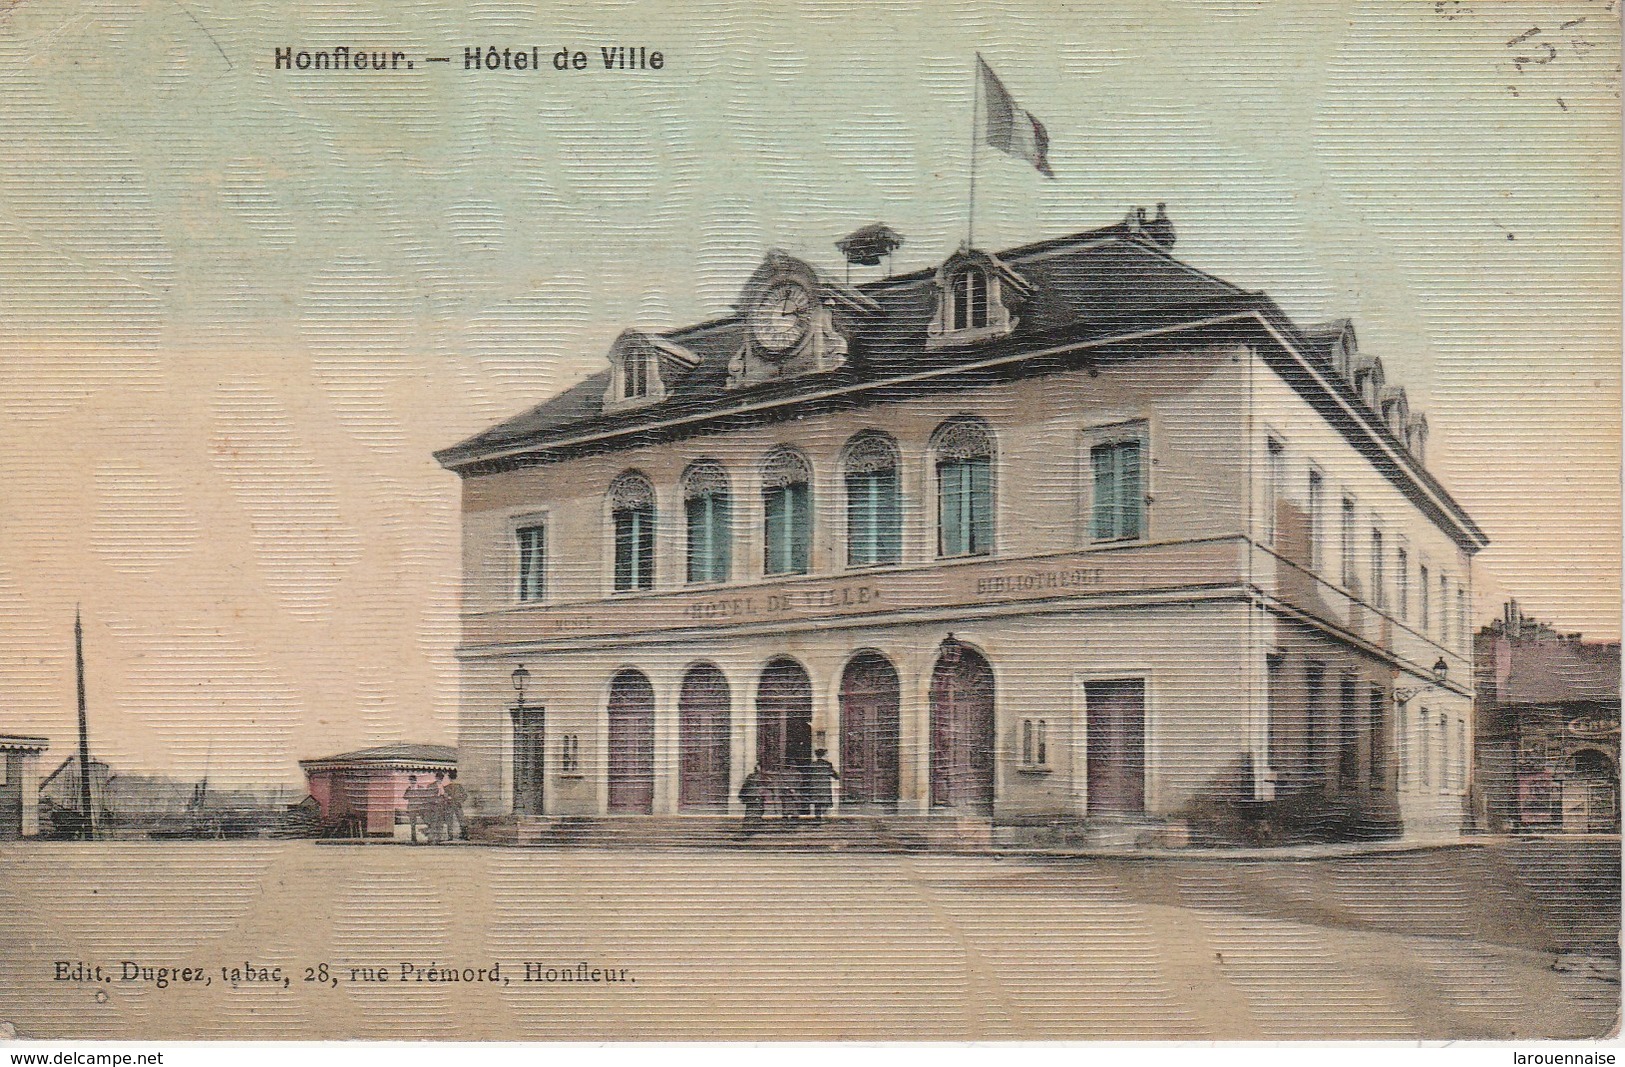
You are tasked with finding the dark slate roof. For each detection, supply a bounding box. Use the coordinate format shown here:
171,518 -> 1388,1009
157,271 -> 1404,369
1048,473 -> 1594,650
433,218 -> 1488,549
299,743 -> 456,767
435,221 -> 1251,469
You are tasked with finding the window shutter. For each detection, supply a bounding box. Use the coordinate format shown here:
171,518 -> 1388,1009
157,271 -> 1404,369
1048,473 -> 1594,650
845,471 -> 870,566
615,510 -> 633,591
686,496 -> 705,583
877,469 -> 900,564
711,495 -> 731,582
939,461 -> 965,556
632,509 -> 653,589
789,482 -> 811,573
764,487 -> 786,575
968,456 -> 993,554
1117,441 -> 1142,540
1092,445 -> 1116,539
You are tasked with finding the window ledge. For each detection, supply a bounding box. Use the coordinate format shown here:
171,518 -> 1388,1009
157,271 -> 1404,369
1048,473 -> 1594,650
925,322 -> 1016,350
1016,764 -> 1054,776
558,773 -> 587,781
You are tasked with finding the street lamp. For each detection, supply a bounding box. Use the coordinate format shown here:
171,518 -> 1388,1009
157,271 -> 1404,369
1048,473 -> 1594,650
938,633 -> 965,668
1394,658 -> 1449,704
511,663 -> 531,708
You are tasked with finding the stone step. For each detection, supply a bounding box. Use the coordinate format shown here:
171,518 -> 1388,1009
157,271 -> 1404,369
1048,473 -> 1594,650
474,813 -> 995,852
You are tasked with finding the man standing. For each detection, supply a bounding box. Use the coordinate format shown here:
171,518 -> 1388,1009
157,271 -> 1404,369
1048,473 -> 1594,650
404,775 -> 428,844
738,766 -> 767,832
801,749 -> 840,820
427,771 -> 450,843
442,770 -> 469,842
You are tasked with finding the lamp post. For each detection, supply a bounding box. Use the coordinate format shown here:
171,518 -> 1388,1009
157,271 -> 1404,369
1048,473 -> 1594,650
511,664 -> 531,709
938,633 -> 965,668
1394,658 -> 1449,704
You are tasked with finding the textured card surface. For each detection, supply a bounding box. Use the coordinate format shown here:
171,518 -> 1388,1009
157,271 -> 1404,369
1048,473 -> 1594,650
0,0 -> 1619,1043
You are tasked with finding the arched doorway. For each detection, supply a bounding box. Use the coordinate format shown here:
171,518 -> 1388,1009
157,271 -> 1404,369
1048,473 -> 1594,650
756,658 -> 813,808
679,663 -> 732,812
930,643 -> 995,811
840,651 -> 900,810
607,669 -> 655,814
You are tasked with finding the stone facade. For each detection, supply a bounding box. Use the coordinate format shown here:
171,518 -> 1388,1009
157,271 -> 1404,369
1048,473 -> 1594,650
438,216 -> 1486,843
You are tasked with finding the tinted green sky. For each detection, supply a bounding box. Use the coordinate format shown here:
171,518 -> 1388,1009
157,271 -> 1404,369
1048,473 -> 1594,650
1,0 -> 1617,782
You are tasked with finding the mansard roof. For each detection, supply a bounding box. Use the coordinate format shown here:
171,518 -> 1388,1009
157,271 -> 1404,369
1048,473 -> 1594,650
435,218 -> 1487,550
437,221 -> 1245,467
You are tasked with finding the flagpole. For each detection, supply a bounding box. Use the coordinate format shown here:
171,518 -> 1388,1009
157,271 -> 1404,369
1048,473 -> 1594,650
967,54 -> 979,249
75,604 -> 96,840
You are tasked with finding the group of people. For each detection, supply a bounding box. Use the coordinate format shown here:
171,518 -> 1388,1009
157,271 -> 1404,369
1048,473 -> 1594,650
738,748 -> 840,826
403,770 -> 468,844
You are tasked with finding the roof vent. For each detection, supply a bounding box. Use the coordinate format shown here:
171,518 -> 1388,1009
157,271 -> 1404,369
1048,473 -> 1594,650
836,223 -> 904,281
1127,203 -> 1176,250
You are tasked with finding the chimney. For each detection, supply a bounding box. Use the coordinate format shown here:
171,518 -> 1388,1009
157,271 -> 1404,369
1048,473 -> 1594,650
836,223 -> 904,282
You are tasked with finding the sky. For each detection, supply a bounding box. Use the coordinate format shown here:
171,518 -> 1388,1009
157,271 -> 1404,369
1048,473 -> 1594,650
0,0 -> 1618,785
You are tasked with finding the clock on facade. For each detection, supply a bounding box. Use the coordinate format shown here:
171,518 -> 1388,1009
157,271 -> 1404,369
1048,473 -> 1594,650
750,281 -> 813,357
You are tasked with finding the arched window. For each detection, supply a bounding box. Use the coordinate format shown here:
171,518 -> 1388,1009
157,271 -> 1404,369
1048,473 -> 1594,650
683,461 -> 732,584
950,268 -> 990,331
609,471 -> 656,592
843,432 -> 901,567
933,419 -> 994,558
761,447 -> 812,576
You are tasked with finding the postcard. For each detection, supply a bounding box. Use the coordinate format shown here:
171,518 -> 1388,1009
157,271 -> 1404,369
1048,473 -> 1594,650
0,0 -> 1618,1044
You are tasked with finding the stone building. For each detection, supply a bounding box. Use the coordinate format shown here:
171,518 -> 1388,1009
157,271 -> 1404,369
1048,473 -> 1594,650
1475,601 -> 1620,833
436,209 -> 1485,844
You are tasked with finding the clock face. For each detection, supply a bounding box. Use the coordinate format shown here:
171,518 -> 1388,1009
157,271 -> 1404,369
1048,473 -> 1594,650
750,281 -> 813,357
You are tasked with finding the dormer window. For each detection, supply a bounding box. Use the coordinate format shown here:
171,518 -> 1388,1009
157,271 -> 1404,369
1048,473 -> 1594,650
928,249 -> 1030,349
950,269 -> 990,331
623,351 -> 651,400
602,329 -> 698,414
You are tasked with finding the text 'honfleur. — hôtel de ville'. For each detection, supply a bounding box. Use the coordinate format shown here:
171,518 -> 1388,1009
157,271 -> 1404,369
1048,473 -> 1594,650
434,206 -> 1486,849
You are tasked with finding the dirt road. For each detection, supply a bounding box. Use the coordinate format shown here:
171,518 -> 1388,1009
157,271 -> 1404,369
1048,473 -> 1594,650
0,841 -> 1616,1040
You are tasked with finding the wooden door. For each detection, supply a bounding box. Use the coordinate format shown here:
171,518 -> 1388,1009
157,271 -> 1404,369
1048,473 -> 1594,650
607,670 -> 655,814
930,649 -> 995,811
1086,680 -> 1146,815
512,708 -> 546,816
840,652 -> 900,808
756,658 -> 813,802
679,665 -> 731,811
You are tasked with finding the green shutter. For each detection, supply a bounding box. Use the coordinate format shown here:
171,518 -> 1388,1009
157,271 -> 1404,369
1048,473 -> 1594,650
711,495 -> 732,582
1091,440 -> 1142,541
765,487 -> 786,574
1092,445 -> 1116,539
939,461 -> 965,556
877,469 -> 900,564
845,472 -> 868,566
642,508 -> 655,588
968,456 -> 992,554
788,482 -> 810,573
1118,441 -> 1142,539
614,510 -> 632,590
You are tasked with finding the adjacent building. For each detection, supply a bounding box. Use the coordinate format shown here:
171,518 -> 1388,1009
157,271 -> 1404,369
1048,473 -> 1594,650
299,744 -> 457,837
0,735 -> 48,839
437,208 -> 1486,843
1475,601 -> 1620,833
